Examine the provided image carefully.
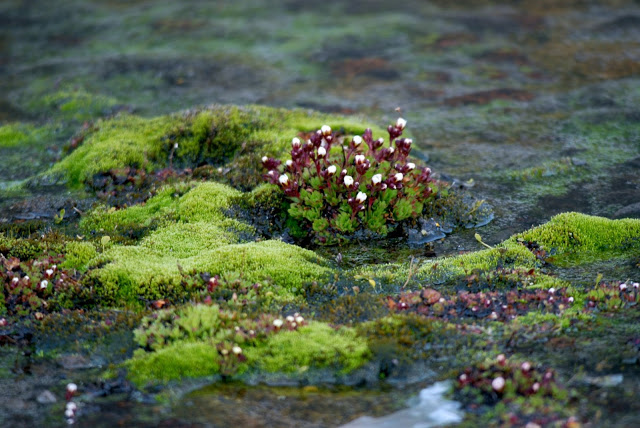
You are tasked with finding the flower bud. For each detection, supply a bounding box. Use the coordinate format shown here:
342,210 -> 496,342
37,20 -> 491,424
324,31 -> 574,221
232,346 -> 242,355
327,165 -> 337,175
285,159 -> 293,167
394,173 -> 404,182
405,138 -> 412,146
388,147 -> 394,154
317,146 -> 326,156
396,117 -> 407,130
66,383 -> 78,393
344,175 -> 354,186
352,135 -> 362,145
40,280 -> 48,290
372,174 -> 382,184
406,162 -> 415,171
321,125 -> 332,136
292,137 -> 301,148
355,154 -> 365,165
355,192 -> 367,203
279,174 -> 289,185
521,361 -> 532,372
261,156 -> 268,163
273,319 -> 283,328
492,376 -> 505,392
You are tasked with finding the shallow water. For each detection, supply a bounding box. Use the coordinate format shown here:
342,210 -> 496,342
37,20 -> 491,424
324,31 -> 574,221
1,0 -> 640,426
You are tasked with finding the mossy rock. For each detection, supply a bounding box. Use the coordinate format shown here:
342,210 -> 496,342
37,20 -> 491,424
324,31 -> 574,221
48,104 -> 385,188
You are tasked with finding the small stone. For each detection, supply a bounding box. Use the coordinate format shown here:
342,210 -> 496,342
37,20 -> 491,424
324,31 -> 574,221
36,390 -> 57,404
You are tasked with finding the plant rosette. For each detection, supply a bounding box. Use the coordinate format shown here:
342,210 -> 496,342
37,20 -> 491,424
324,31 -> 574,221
262,119 -> 437,244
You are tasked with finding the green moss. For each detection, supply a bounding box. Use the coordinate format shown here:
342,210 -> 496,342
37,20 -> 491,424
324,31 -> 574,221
125,342 -> 220,386
0,124 -> 34,148
61,241 -> 98,272
81,181 -> 330,306
32,89 -> 119,121
245,322 -> 371,374
514,212 -> 640,265
48,104 -> 384,188
358,213 -> 640,285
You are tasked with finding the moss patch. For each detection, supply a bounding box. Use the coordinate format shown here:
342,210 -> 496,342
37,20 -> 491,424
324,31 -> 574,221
85,182 -> 330,306
49,105 -> 385,188
245,322 -> 371,374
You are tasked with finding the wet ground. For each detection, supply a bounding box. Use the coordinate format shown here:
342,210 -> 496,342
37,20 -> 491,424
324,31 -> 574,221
1,0 -> 640,426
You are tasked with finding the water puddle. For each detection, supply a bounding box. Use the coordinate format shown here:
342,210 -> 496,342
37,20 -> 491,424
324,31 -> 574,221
340,382 -> 462,428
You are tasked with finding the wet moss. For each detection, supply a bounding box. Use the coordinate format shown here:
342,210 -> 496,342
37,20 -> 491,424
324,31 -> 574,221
28,89 -> 119,121
0,124 -> 34,148
245,322 -> 371,374
126,342 -> 220,386
49,105 -> 384,188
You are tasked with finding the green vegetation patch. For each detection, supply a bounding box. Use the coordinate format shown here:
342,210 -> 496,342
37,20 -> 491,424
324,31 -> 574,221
125,304 -> 370,386
84,182 -> 330,306
49,104 -> 384,188
515,212 -> 640,265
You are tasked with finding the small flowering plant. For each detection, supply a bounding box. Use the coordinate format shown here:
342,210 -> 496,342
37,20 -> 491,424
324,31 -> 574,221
262,119 -> 436,243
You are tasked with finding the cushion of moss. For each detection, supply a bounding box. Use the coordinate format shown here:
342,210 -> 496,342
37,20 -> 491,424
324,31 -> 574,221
125,342 -> 220,386
49,104 -> 385,188
80,181 -> 250,237
94,239 -> 329,305
244,323 -> 371,374
0,124 -> 34,148
514,212 -> 640,264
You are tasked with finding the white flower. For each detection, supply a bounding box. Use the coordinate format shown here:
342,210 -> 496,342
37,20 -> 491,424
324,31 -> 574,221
372,174 -> 382,184
295,316 -> 304,323
342,169 -> 347,175
65,409 -> 74,418
497,354 -> 506,364
66,402 -> 77,411
549,288 -> 555,294
521,362 -> 532,372
568,296 -> 574,302
405,138 -> 413,146
388,147 -> 394,154
286,315 -> 294,322
344,175 -> 354,186
24,276 -> 29,281
278,174 -> 289,185
377,138 -> 384,144
355,192 -> 367,203
317,147 -> 326,156
396,117 -> 407,130
321,125 -> 332,136
273,319 -> 283,328
11,277 -> 18,284
291,322 -> 297,328
459,374 -> 467,382
40,280 -> 48,290
173,142 -> 179,150
394,173 -> 404,181
232,346 -> 242,355
327,165 -> 337,175
406,162 -> 415,171
352,135 -> 362,145
292,137 -> 301,148
285,159 -> 293,167
620,283 -> 628,290
355,154 -> 365,165
491,376 -> 505,392
634,282 -> 639,288
66,383 -> 78,393
52,265 -> 57,270
261,156 -> 268,163
45,269 -> 54,277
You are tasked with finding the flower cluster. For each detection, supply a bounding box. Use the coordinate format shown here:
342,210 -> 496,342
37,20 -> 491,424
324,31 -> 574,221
262,119 -> 435,243
388,286 -> 574,321
584,280 -> 640,312
0,254 -> 83,319
456,355 -> 565,403
455,355 -> 575,427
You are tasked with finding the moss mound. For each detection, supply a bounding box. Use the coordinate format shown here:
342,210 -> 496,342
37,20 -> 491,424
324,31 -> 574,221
49,105 -> 384,188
